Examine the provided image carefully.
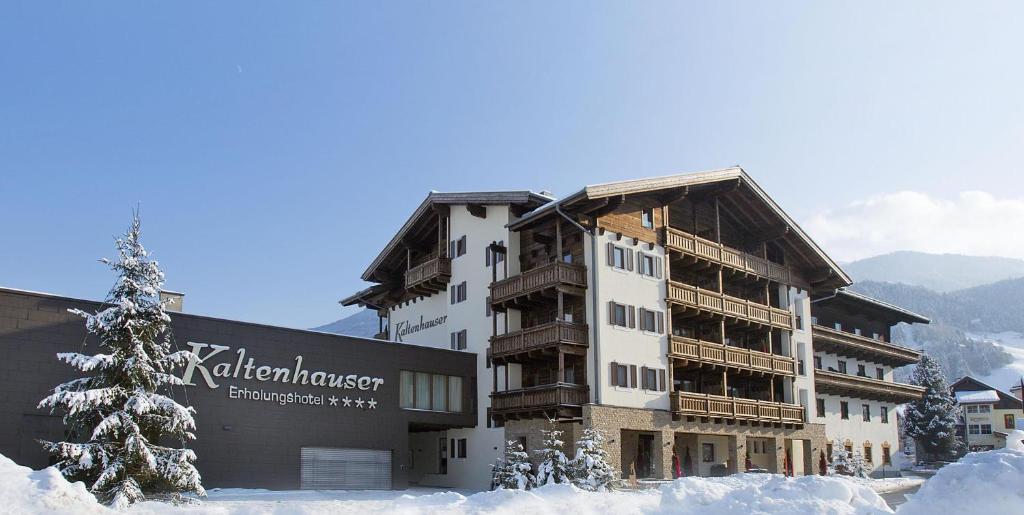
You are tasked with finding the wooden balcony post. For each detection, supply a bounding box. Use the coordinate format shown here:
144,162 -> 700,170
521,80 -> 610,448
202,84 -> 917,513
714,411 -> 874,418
770,377 -> 775,402
557,291 -> 564,322
722,370 -> 728,396
493,362 -> 498,393
558,351 -> 565,384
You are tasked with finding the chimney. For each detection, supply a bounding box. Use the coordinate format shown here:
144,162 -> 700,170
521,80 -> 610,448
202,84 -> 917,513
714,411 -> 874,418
160,290 -> 185,313
1012,384 -> 1023,401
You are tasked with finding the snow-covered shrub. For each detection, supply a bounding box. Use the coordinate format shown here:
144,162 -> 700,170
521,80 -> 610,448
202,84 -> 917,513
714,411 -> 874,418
534,426 -> 571,486
37,213 -> 204,507
492,440 -> 535,490
570,428 -> 617,491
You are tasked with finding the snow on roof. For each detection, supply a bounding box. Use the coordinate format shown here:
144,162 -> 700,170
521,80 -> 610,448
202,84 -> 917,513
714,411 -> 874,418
955,390 -> 1000,403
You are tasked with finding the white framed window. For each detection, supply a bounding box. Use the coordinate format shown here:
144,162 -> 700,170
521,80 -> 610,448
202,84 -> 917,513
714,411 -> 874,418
640,366 -> 665,391
609,301 -> 635,328
979,405 -> 992,413
607,243 -> 633,271
610,362 -> 634,388
641,208 -> 654,229
450,329 -> 467,350
638,307 -> 664,333
638,253 -> 663,278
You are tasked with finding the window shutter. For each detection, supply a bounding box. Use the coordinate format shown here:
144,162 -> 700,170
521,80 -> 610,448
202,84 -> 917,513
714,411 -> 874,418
608,301 -> 616,325
450,240 -> 456,258
659,369 -> 667,391
450,286 -> 456,304
655,257 -> 663,279
610,362 -> 618,386
606,242 -> 615,266
450,332 -> 456,350
626,248 -> 634,271
627,305 -> 636,328
641,366 -> 649,389
629,365 -> 638,388
638,308 -> 646,331
656,311 -> 664,334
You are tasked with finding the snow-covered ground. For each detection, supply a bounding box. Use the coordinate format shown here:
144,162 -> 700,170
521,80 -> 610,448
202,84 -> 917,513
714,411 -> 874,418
5,446 -> 1022,515
972,331 -> 1024,390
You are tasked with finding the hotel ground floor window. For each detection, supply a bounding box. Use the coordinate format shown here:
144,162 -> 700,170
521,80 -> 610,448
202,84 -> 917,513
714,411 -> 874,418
882,446 -> 892,466
816,398 -> 825,418
840,401 -> 849,419
863,445 -> 872,463
449,438 -> 467,459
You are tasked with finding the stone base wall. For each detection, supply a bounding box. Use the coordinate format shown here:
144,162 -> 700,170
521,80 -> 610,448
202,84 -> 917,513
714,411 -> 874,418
503,419 -> 582,466
581,404 -> 827,480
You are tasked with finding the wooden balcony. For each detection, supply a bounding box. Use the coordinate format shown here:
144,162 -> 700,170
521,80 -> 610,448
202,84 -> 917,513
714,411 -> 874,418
669,336 -> 796,376
490,262 -> 587,309
812,325 -> 921,367
814,369 -> 925,403
404,257 -> 452,294
489,383 -> 590,425
664,227 -> 792,284
667,281 -> 793,330
490,321 -> 588,363
671,391 -> 804,424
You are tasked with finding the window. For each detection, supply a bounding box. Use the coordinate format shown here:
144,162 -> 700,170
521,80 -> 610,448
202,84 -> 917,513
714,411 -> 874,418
450,281 -> 467,304
451,235 -> 467,258
863,445 -> 873,463
641,208 -> 654,229
643,367 -> 658,391
979,405 -> 992,413
456,438 -> 467,458
844,445 -> 853,458
882,446 -> 892,465
876,368 -> 884,380
966,405 -> 978,414
981,424 -> 992,434
562,251 -> 573,264
609,302 -> 634,328
881,406 -> 889,424
1007,414 -> 1017,429
485,240 -> 505,266
798,360 -> 805,376
612,363 -> 630,387
640,253 -> 663,278
857,364 -> 866,377
401,371 -> 465,413
816,398 -> 826,418
795,315 -> 804,330
840,401 -> 849,420
968,424 -> 993,435
638,308 -> 664,333
607,243 -> 633,270
837,361 -> 847,374
450,330 -> 467,350
813,356 -> 822,370
862,404 -> 871,422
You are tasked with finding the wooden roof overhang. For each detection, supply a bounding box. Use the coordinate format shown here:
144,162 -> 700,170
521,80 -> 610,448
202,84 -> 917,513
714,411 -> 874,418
811,325 -> 922,367
507,167 -> 852,291
811,289 -> 931,326
814,369 -> 926,403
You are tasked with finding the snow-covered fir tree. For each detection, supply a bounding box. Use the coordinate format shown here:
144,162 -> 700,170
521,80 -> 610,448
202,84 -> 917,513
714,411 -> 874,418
570,428 -> 617,491
38,213 -> 204,507
534,425 -> 571,486
904,354 -> 963,461
849,450 -> 868,478
828,440 -> 851,476
491,440 -> 536,490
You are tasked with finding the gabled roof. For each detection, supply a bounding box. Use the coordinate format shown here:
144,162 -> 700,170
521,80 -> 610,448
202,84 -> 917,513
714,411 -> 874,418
950,376 -> 1024,410
510,166 -> 851,288
955,390 -> 1000,403
812,288 -> 931,325
359,191 -> 552,283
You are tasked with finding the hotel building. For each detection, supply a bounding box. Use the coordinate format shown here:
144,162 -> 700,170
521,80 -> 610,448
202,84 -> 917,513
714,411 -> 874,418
342,168 -> 929,489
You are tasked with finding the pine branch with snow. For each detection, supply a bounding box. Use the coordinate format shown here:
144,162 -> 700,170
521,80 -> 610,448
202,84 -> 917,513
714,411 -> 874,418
38,213 -> 205,507
569,428 -> 617,491
534,425 -> 571,487
491,440 -> 536,490
904,354 -> 963,462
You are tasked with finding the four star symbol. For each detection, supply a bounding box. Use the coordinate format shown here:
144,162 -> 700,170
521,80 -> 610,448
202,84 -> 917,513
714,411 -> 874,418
367,398 -> 377,409
354,398 -> 365,408
341,396 -> 352,407
329,395 -> 339,406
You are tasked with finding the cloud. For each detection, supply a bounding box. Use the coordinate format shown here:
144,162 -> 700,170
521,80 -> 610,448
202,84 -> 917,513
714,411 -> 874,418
803,190 -> 1024,262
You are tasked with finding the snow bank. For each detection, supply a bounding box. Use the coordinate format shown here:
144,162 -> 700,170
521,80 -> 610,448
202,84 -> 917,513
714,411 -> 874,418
897,447 -> 1024,515
658,474 -> 890,514
0,454 -> 106,514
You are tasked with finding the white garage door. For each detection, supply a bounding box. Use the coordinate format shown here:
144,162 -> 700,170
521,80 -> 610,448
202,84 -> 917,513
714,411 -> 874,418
300,447 -> 392,490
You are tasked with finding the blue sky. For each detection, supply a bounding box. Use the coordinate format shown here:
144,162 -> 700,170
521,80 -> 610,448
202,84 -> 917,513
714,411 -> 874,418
2,2 -> 1022,329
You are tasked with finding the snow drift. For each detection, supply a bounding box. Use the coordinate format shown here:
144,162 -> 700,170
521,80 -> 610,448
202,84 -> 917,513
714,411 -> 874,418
0,454 -> 106,514
897,442 -> 1024,515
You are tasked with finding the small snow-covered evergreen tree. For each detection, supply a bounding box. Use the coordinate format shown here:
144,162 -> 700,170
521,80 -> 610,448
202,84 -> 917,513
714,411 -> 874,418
491,440 -> 536,490
534,426 -> 571,486
828,440 -> 851,476
849,450 -> 868,478
38,213 -> 204,507
904,354 -> 962,461
570,428 -> 617,491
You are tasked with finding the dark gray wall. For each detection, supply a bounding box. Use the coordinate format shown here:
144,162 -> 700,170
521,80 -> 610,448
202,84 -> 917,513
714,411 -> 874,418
0,288 -> 476,490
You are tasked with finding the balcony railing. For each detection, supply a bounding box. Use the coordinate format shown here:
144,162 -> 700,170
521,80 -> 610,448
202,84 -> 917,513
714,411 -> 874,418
669,336 -> 796,376
490,383 -> 590,417
812,325 -> 921,367
664,227 -> 792,284
490,262 -> 587,306
671,391 -> 804,424
814,369 -> 925,403
667,281 -> 793,329
490,321 -> 588,361
404,257 -> 452,293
